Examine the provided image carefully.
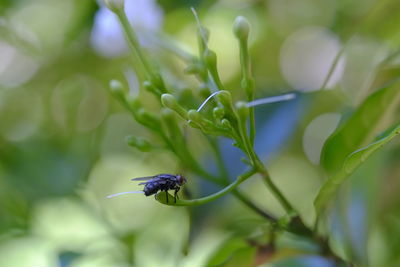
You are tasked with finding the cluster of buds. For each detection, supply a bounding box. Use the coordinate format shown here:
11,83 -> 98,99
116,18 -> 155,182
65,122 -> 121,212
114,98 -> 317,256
107,7 -> 254,162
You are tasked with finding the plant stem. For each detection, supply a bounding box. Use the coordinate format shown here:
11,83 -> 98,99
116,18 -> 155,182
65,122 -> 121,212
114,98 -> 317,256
207,137 -> 230,183
231,190 -> 277,221
255,160 -> 294,213
317,46 -> 345,91
156,168 -> 256,206
208,136 -> 276,220
115,9 -> 153,76
238,38 -> 256,145
236,110 -> 295,214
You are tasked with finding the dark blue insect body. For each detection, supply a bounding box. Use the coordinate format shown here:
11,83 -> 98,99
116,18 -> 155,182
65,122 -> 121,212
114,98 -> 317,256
132,174 -> 187,203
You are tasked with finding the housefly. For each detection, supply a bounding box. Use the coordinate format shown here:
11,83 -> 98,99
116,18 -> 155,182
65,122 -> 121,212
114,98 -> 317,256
107,174 -> 187,203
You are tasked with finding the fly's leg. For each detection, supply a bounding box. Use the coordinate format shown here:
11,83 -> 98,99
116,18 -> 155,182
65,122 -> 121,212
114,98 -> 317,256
165,190 -> 169,203
174,187 -> 180,203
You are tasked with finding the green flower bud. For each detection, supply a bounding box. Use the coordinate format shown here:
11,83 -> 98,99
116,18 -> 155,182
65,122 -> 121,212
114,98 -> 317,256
161,94 -> 177,108
203,49 -> 217,70
184,63 -> 203,74
217,90 -> 232,107
213,107 -> 225,120
235,101 -> 249,120
109,79 -> 125,96
188,109 -> 202,124
105,0 -> 124,12
150,74 -> 166,93
126,136 -> 151,152
143,80 -> 158,94
161,94 -> 188,119
221,118 -> 232,129
233,16 -> 250,41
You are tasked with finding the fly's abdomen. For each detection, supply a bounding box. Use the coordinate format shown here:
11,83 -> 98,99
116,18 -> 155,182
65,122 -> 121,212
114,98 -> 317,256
143,183 -> 159,196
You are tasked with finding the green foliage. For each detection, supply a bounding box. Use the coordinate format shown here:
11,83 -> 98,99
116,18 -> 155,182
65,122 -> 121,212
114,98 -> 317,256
321,80 -> 400,173
1,0 -> 400,266
315,123 -> 400,216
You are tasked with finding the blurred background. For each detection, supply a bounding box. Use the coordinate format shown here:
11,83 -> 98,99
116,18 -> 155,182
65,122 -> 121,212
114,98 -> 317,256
0,0 -> 399,266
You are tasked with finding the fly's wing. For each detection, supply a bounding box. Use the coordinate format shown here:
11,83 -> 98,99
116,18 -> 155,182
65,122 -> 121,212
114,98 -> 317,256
107,191 -> 143,198
131,175 -> 156,181
132,174 -> 172,184
132,176 -> 160,186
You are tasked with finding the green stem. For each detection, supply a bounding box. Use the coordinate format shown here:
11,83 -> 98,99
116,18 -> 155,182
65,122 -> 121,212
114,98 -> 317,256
159,124 -> 221,185
236,109 -> 294,214
209,67 -> 225,91
115,9 -> 153,76
238,39 -> 256,145
249,107 -> 256,146
156,168 -> 256,206
317,47 -> 345,91
231,190 -> 277,221
255,160 -> 294,213
208,137 -> 276,220
208,137 -> 230,183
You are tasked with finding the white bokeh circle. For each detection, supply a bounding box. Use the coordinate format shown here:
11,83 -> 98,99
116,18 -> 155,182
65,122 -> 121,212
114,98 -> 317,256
303,113 -> 341,164
280,27 -> 345,92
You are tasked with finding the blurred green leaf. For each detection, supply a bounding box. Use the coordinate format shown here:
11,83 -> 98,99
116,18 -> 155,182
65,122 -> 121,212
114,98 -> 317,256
315,123 -> 400,216
206,237 -> 249,266
218,246 -> 257,267
358,0 -> 400,48
321,80 -> 400,173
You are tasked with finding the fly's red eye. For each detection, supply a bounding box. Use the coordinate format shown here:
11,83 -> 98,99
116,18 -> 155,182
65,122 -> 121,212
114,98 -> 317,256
178,175 -> 186,185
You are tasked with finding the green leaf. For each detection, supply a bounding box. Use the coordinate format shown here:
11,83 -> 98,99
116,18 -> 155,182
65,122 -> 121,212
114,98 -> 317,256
206,238 -> 250,266
321,80 -> 400,173
315,123 -> 400,215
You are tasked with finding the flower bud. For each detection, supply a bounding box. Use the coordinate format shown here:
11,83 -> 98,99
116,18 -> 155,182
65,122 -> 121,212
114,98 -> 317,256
161,94 -> 188,119
150,74 -> 166,93
203,49 -> 217,70
184,63 -> 205,76
233,16 -> 250,41
213,107 -> 225,120
221,119 -> 232,129
126,136 -> 151,152
217,90 -> 232,107
109,79 -> 125,96
188,109 -> 202,124
104,0 -> 124,12
143,80 -> 158,95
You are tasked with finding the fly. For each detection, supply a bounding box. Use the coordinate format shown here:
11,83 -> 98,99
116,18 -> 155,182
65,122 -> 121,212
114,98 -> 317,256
107,174 -> 187,203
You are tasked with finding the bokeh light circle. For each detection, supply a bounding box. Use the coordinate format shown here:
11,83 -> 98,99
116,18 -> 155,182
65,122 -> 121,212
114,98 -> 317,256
280,27 -> 345,92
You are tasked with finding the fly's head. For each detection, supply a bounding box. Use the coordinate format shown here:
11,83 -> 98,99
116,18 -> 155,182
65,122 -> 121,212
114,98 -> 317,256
176,175 -> 187,186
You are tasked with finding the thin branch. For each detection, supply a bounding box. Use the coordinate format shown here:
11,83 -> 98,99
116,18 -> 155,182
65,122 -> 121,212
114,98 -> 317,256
156,168 -> 256,206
